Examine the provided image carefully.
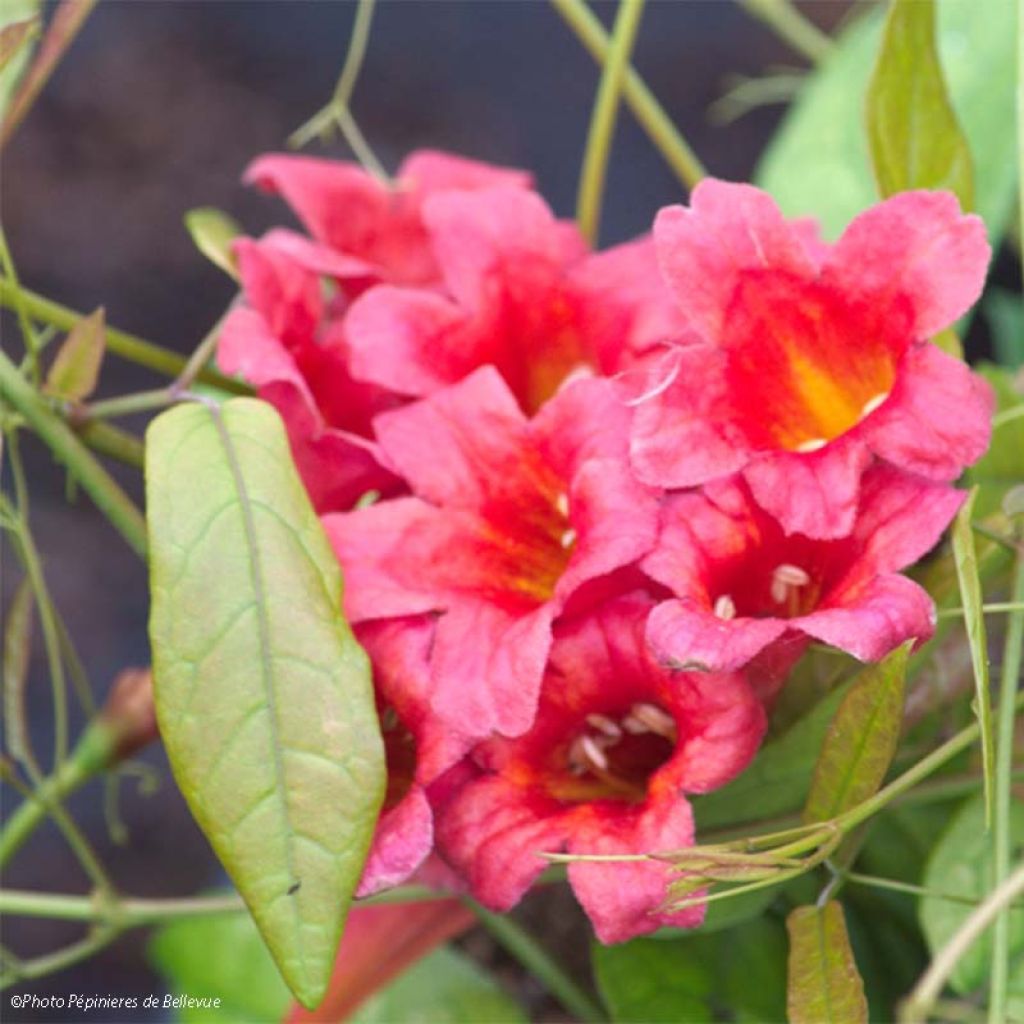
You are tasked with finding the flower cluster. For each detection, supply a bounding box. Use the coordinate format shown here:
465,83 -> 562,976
219,151 -> 991,942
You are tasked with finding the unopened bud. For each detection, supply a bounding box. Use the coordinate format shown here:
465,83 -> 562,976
99,667 -> 158,762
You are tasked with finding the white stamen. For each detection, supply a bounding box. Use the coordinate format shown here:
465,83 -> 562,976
796,438 -> 827,453
771,563 -> 810,603
581,734 -> 609,772
713,594 -> 737,620
621,714 -> 649,735
630,702 -> 677,739
555,492 -> 570,518
560,528 -> 577,549
586,713 -> 622,739
860,392 -> 889,419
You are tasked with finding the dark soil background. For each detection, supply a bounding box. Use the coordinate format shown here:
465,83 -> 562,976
2,2 -> 858,1020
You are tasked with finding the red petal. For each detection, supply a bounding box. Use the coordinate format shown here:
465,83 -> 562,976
356,788 -> 434,897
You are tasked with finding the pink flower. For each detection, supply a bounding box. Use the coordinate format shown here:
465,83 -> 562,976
344,186 -> 684,414
244,150 -> 532,290
643,466 -> 965,675
433,594 -> 766,944
355,618 -> 474,897
217,237 -> 400,512
321,367 -> 659,739
630,180 -> 992,538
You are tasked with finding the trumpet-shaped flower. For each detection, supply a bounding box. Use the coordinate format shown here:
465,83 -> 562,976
643,466 -> 965,674
356,618 -> 474,896
434,594 -> 766,943
322,368 -> 659,739
630,181 -> 992,537
344,186 -> 684,413
243,150 -> 532,289
217,237 -> 400,512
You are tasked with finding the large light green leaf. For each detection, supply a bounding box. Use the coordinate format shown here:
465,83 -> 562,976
350,947 -> 526,1024
757,0 -> 1017,241
149,908 -> 292,1023
786,902 -> 868,1024
146,398 -> 386,1009
865,0 -> 973,210
803,643 -> 909,823
920,793 -> 1024,993
693,682 -> 850,830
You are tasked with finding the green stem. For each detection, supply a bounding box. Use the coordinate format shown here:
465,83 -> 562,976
0,230 -> 42,384
576,0 -> 646,245
989,555 -> 1024,1024
1,925 -> 119,988
464,899 -> 608,1023
737,0 -> 833,64
0,278 -> 249,394
936,601 -> 1024,619
0,349 -> 148,559
901,860 -> 1024,1024
550,0 -> 705,189
84,388 -> 179,421
844,871 -> 1000,909
76,420 -> 144,469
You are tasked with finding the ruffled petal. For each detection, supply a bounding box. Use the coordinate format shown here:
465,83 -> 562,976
861,343 -> 994,481
356,788 -> 434,897
398,149 -> 532,194
823,190 -> 990,339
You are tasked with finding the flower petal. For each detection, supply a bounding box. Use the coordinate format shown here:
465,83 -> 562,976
398,149 -> 532,194
356,788 -> 434,897
823,190 -> 990,339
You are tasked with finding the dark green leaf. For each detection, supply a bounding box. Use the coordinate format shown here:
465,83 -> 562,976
694,682 -> 850,830
985,289 -> 1024,370
149,907 -> 292,1023
757,0 -> 1017,242
966,363 -> 1024,519
920,793 -> 1024,993
803,644 -> 909,823
44,307 -> 105,402
866,0 -> 973,209
2,577 -> 33,767
146,398 -> 386,1008
184,208 -> 242,280
950,487 -> 995,825
786,902 -> 868,1024
350,947 -> 526,1024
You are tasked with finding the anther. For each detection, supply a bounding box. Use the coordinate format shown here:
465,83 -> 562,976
555,492 -> 570,518
586,713 -> 622,739
621,714 -> 649,735
796,438 -> 827,453
560,528 -> 577,549
713,594 -> 737,620
580,734 -> 609,772
860,392 -> 889,419
630,702 -> 676,739
771,563 -> 810,603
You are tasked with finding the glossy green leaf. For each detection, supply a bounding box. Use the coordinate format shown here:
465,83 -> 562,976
757,0 -> 1017,241
694,681 -> 850,830
950,487 -> 995,826
184,208 -> 242,280
786,902 -> 868,1024
865,0 -> 973,209
803,643 -> 909,823
966,364 -> 1024,518
350,947 -> 526,1024
146,398 -> 386,1009
2,577 -> 33,767
44,307 -> 105,401
149,907 -> 291,1023
920,793 -> 1024,993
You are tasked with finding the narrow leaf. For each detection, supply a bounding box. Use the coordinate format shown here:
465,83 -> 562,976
146,398 -> 386,1009
0,17 -> 37,73
803,643 -> 909,823
44,307 -> 105,401
950,487 -> 995,826
2,577 -> 34,766
184,207 -> 242,280
866,0 -> 974,209
786,902 -> 868,1024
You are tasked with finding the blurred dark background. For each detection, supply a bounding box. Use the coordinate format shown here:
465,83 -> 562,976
2,1 -> 859,1019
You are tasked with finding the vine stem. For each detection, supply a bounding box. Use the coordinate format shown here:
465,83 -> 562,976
550,0 -> 705,189
737,0 -> 833,64
0,349 -> 148,559
0,277 -> 248,394
989,554 -> 1024,1023
901,860 -> 1024,1024
576,0 -> 646,245
464,899 -> 608,1023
